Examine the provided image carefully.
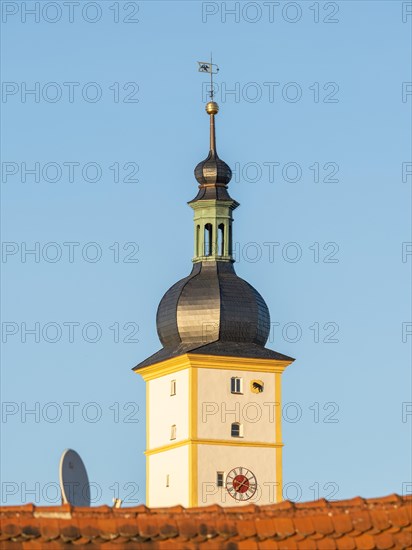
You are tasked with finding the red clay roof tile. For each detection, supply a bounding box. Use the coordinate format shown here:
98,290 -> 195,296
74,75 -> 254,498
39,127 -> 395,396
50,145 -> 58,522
393,529 -> 412,548
389,506 -> 411,528
255,518 -> 276,538
278,539 -> 298,549
96,515 -> 120,539
336,535 -> 357,550
196,518 -> 218,540
354,533 -> 378,549
19,521 -> 41,540
331,513 -> 354,534
297,539 -> 317,549
311,514 -> 335,535
21,542 -> 50,550
235,518 -> 256,538
370,509 -> 391,531
257,540 -> 281,549
117,521 -> 140,538
110,537 -> 134,550
215,518 -> 237,538
158,517 -> 178,539
238,540 -> 259,550
175,517 -> 199,540
294,515 -> 315,535
352,511 -> 373,533
59,524 -> 81,542
2,520 -> 22,537
72,514 -> 100,538
137,514 -> 161,538
374,532 -> 395,549
71,535 -> 93,545
37,517 -> 61,541
317,537 -> 338,549
272,516 -> 295,537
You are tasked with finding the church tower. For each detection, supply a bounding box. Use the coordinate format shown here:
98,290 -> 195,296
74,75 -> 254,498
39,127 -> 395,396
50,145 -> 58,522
134,98 -> 294,508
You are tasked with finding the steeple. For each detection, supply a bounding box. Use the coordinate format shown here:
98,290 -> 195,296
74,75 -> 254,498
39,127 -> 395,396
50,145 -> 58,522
208,101 -> 217,151
193,101 -> 232,192
134,91 -> 293,365
190,101 -> 239,262
134,66 -> 295,509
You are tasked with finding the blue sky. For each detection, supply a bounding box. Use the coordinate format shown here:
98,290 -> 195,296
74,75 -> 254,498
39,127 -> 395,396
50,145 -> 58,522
1,0 -> 411,506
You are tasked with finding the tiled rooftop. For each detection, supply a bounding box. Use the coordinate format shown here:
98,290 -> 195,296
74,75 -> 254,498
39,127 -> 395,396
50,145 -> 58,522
0,494 -> 411,549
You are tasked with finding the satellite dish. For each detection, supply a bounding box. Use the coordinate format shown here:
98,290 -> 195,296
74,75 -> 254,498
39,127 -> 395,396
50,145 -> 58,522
59,449 -> 91,506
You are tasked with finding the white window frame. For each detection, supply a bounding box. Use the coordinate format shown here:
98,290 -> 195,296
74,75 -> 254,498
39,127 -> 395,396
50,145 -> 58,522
230,377 -> 243,394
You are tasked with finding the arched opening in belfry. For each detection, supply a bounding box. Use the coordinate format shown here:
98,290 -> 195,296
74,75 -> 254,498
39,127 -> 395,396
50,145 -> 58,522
204,223 -> 213,256
196,225 -> 200,257
229,224 -> 233,256
218,223 -> 225,256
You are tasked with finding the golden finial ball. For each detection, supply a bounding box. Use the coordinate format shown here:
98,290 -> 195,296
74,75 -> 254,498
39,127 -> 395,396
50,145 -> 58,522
205,101 -> 219,115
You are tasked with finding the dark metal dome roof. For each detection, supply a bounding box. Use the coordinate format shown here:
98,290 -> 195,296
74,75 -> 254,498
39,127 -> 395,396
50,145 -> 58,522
156,261 -> 270,349
194,150 -> 232,186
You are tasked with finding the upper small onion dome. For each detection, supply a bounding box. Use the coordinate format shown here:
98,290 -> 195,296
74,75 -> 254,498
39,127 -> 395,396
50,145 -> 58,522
194,152 -> 232,186
194,101 -> 232,187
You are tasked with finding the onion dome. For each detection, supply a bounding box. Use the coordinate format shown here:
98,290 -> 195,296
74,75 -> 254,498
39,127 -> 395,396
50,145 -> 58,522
156,262 -> 270,349
194,153 -> 232,186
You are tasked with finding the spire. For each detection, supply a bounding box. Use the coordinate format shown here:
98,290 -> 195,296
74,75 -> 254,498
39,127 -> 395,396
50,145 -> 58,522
206,101 -> 218,152
189,60 -> 239,264
193,59 -> 233,194
193,101 -> 232,193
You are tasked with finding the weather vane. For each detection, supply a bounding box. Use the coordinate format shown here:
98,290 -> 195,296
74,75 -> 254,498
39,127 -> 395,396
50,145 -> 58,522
197,54 -> 219,101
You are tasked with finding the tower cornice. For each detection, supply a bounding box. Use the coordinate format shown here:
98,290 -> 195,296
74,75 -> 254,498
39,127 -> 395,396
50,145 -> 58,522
188,198 -> 240,210
135,353 -> 293,382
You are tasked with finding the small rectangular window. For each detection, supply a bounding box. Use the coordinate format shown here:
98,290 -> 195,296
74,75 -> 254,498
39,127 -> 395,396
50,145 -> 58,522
166,474 -> 170,487
231,422 -> 242,437
217,472 -> 225,487
170,424 -> 176,440
231,377 -> 242,394
170,379 -> 176,396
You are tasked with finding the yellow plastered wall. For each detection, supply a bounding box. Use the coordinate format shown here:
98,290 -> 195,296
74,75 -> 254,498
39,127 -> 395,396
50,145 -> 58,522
138,353 -> 292,507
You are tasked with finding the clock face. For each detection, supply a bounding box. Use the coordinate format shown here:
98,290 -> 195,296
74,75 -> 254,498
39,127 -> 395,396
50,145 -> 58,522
226,467 -> 257,501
